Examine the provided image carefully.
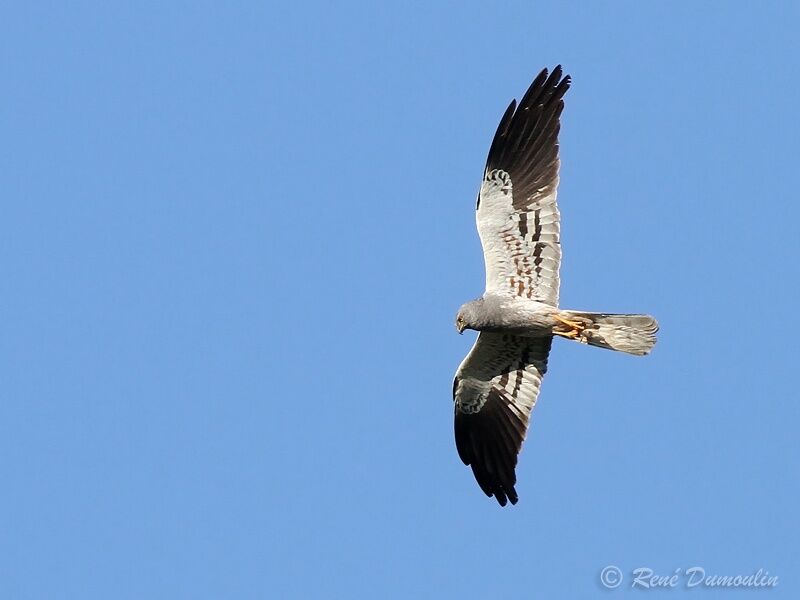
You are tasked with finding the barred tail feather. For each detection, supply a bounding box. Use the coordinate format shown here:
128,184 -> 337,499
561,311 -> 659,356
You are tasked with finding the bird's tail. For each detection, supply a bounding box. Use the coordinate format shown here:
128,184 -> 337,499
555,311 -> 659,356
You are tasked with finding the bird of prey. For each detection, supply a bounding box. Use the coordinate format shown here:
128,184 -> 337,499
453,66 -> 658,506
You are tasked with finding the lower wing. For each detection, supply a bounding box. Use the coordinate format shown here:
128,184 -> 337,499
452,332 -> 552,506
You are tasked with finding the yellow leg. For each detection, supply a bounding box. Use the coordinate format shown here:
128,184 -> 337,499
553,314 -> 586,340
554,314 -> 584,330
553,329 -> 579,340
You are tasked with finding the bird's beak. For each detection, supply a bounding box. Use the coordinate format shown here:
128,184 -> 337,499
457,323 -> 465,334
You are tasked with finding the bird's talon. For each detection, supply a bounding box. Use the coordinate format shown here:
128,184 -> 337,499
554,314 -> 587,339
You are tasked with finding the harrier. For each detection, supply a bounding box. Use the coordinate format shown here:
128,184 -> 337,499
453,66 -> 658,506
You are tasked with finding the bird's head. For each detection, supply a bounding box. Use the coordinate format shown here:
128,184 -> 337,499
455,311 -> 466,334
455,299 -> 483,334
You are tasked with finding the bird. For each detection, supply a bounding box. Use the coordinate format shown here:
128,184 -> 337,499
453,66 -> 658,506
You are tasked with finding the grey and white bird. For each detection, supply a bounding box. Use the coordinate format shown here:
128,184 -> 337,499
453,66 -> 658,506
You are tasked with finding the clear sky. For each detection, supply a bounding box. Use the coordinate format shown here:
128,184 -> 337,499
2,1 -> 799,598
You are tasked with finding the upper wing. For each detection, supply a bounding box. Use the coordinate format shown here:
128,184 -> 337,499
453,332 -> 552,506
477,66 -> 571,306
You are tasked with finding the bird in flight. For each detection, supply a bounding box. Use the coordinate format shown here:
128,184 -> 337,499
453,66 -> 658,506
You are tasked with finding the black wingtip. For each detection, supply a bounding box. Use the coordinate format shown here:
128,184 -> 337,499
456,392 -> 528,508
492,487 -> 519,507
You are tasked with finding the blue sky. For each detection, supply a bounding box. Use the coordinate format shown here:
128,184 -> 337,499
2,1 -> 799,598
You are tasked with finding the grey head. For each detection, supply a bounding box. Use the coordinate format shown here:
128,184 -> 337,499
455,298 -> 487,334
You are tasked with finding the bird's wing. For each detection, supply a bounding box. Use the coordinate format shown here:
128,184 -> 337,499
477,66 -> 570,306
453,332 -> 552,506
